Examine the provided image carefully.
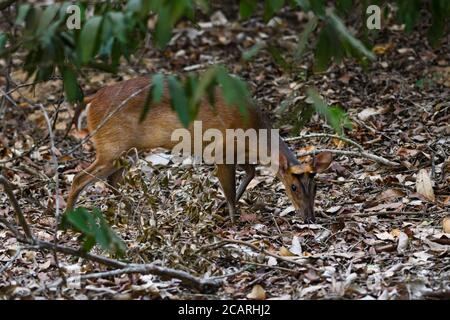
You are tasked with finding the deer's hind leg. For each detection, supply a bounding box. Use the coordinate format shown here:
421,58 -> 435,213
216,164 -> 237,223
66,157 -> 117,211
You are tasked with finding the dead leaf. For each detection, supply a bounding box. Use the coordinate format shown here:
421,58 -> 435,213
443,196 -> 450,206
145,153 -> 172,166
326,205 -> 342,214
366,202 -> 403,212
416,169 -> 435,202
289,236 -> 302,256
247,284 -> 266,300
396,148 -> 419,159
358,108 -> 379,121
375,231 -> 395,241
376,189 -> 406,202
443,217 -> 450,233
279,246 -> 295,257
267,256 -> 277,266
279,205 -> 295,217
390,228 -> 402,237
240,213 -> 258,223
397,232 -> 409,253
372,43 -> 393,55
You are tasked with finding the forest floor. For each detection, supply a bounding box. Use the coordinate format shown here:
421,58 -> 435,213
1,7 -> 450,299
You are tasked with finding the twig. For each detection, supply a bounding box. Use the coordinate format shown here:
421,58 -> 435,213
0,216 -> 21,239
240,260 -> 301,274
296,148 -> 400,167
217,237 -> 307,267
37,102 -> 64,282
64,84 -> 152,155
285,133 -> 364,151
0,175 -> 34,240
344,211 -> 434,218
21,238 -> 220,292
73,264 -> 220,292
0,247 -> 22,274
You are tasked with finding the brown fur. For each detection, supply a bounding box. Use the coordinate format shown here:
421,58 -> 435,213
66,76 -> 332,223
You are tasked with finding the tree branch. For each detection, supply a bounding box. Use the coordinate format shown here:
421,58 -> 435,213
285,133 -> 364,151
21,238 -> 220,292
0,175 -> 34,240
216,237 -> 307,267
296,148 -> 400,167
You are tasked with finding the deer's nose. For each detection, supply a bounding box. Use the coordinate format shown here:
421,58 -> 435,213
302,205 -> 315,224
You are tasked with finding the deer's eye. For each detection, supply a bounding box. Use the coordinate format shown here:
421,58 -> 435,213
291,184 -> 297,192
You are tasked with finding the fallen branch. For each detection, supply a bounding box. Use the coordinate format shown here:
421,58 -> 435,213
296,148 -> 400,167
20,238 -> 220,292
0,247 -> 22,274
0,175 -> 34,240
217,237 -> 307,267
285,133 -> 364,151
37,102 -> 65,280
345,211 -> 431,218
73,264 -> 220,292
0,216 -> 21,239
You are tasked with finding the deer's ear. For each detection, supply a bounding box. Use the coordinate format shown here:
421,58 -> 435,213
313,152 -> 333,173
279,152 -> 289,172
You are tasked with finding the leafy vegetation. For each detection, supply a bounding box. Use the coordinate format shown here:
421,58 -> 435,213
62,207 -> 126,256
0,0 -> 448,267
1,0 -> 448,124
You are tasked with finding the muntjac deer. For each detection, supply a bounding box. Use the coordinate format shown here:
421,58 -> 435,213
66,76 -> 332,223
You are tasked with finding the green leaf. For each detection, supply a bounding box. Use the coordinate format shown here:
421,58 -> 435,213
294,16 -> 318,61
427,0 -> 449,47
264,0 -> 285,21
192,67 -> 218,107
79,16 -> 103,64
396,0 -> 421,33
37,4 -> 60,35
327,10 -> 375,61
155,6 -> 173,49
62,207 -> 126,256
64,207 -> 96,234
61,66 -> 83,103
240,0 -> 258,19
314,27 -> 333,72
242,41 -> 265,61
140,73 -> 165,122
108,12 -> 126,43
294,0 -> 311,11
82,235 -> 97,252
336,0 -> 353,13
267,44 -> 291,71
306,88 -> 351,135
24,7 -> 43,38
309,0 -> 325,16
216,68 -> 250,120
126,0 -> 142,13
16,4 -> 31,25
0,33 -> 6,55
168,75 -> 190,127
